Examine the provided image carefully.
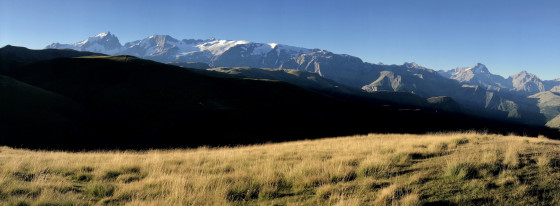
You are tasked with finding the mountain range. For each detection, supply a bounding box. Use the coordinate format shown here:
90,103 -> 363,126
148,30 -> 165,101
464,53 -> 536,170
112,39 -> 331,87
438,63 -> 560,96
46,32 -> 314,68
46,32 -> 560,128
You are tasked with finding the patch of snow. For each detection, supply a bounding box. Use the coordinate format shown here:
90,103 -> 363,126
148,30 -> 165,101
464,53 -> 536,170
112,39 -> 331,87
197,40 -> 251,55
95,32 -> 108,38
252,43 -> 273,55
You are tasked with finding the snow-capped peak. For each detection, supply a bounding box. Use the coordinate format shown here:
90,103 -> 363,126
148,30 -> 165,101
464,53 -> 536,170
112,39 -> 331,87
95,32 -> 110,38
469,63 -> 489,74
46,32 -> 122,54
197,40 -> 251,55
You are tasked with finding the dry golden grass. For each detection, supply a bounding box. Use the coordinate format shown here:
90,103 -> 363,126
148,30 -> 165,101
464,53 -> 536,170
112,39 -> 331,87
1,132 -> 560,205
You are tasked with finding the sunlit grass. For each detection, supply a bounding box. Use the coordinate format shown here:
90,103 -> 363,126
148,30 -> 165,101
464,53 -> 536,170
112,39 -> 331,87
1,132 -> 560,205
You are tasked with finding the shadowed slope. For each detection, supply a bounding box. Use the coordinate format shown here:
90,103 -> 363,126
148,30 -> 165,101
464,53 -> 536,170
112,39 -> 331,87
1,49 -> 559,149
0,74 -> 89,145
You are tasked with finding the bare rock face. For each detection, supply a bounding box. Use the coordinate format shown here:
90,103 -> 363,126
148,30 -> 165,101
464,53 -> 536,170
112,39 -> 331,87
279,50 -> 377,88
509,70 -> 546,95
438,63 -> 512,92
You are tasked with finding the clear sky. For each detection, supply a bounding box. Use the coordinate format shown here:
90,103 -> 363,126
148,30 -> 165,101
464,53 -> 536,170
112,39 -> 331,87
1,0 -> 559,79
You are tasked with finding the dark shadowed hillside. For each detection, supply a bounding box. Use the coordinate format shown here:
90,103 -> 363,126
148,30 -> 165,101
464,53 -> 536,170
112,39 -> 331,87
0,45 -> 104,74
1,47 -> 559,149
0,74 -> 90,145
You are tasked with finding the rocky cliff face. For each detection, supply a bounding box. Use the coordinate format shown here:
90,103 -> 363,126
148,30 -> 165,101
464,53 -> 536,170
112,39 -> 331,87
439,65 -> 552,96
438,63 -> 512,92
509,71 -> 546,95
279,50 -> 378,88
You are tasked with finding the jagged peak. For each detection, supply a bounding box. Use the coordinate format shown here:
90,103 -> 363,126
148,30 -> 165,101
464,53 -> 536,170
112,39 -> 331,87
403,62 -> 428,70
514,70 -> 530,76
403,62 -> 419,67
510,70 -> 541,80
148,34 -> 177,39
94,31 -> 111,38
469,63 -> 489,74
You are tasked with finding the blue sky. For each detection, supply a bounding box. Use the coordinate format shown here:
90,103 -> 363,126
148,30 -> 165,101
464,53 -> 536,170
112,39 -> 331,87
1,0 -> 559,79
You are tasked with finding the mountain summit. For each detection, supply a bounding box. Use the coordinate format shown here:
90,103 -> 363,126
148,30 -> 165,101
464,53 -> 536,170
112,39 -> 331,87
509,70 -> 546,94
438,63 -> 511,92
469,63 -> 490,74
46,32 -> 122,54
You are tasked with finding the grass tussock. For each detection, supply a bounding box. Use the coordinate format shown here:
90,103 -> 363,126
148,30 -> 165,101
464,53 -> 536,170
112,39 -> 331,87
446,162 -> 478,180
1,132 -> 560,205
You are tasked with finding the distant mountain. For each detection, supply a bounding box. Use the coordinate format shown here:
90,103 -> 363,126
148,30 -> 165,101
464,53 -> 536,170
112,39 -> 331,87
279,50 -> 378,88
509,70 -> 546,95
358,63 -> 524,121
363,62 -> 459,97
438,63 -> 512,92
46,32 -> 122,54
438,64 -> 552,96
277,52 -> 510,117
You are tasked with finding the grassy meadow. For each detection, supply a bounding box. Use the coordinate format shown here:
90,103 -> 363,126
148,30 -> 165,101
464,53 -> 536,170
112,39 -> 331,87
1,132 -> 560,205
